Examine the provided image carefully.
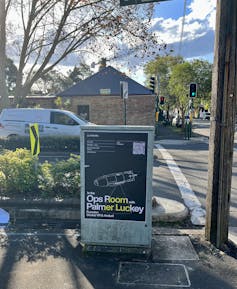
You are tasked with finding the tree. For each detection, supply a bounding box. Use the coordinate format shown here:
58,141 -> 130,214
5,0 -> 160,106
144,55 -> 184,118
33,62 -> 93,94
32,70 -> 71,95
144,55 -> 183,94
0,0 -> 11,108
190,59 -> 212,110
67,63 -> 93,84
168,62 -> 195,123
6,58 -> 18,94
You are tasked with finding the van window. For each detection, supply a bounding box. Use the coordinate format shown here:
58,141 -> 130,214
50,112 -> 78,125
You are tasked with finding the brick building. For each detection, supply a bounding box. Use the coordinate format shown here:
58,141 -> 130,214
57,66 -> 155,126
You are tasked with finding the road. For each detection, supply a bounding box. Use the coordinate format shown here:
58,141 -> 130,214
154,119 -> 237,228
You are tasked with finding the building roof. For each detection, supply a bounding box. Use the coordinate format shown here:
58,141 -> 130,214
58,66 -> 152,97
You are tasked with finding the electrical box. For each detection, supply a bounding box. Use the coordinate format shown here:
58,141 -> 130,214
80,125 -> 154,250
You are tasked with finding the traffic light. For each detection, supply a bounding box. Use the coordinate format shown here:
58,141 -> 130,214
160,96 -> 165,105
189,83 -> 197,97
149,76 -> 156,93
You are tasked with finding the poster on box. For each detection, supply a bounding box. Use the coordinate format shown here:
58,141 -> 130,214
84,131 -> 148,221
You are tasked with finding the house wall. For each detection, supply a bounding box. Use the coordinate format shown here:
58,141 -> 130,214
70,95 -> 155,126
20,94 -> 155,126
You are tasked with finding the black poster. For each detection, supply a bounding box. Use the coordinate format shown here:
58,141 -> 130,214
84,131 -> 148,221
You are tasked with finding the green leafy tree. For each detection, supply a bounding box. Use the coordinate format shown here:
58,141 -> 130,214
144,55 -> 183,95
144,55 -> 184,119
190,59 -> 212,110
168,62 -> 195,124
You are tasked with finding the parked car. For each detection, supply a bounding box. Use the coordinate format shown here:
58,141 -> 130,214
0,108 -> 91,139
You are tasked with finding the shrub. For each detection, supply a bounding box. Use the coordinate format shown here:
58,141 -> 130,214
0,149 -> 38,197
0,149 -> 81,199
38,154 -> 81,198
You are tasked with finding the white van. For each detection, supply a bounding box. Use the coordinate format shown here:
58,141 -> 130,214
0,108 -> 91,138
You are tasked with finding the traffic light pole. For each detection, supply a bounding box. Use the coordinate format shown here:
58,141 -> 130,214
205,0 -> 237,248
155,75 -> 160,136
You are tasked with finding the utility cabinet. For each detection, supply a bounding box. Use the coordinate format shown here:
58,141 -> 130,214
80,125 -> 154,250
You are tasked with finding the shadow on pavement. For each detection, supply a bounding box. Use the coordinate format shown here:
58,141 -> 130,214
0,229 -> 237,289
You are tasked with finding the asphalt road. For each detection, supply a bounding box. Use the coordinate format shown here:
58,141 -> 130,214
162,140 -> 237,226
156,119 -> 237,227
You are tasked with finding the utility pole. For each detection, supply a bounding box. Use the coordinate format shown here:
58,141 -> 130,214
205,0 -> 237,248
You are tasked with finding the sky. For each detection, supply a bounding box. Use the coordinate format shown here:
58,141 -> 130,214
7,0 -> 216,86
152,0 -> 216,60
112,0 -> 216,84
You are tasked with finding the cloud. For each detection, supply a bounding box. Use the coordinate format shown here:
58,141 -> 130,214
168,30 -> 215,59
117,0 -> 216,85
150,0 -> 216,58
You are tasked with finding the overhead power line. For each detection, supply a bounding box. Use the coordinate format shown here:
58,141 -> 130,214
178,0 -> 187,56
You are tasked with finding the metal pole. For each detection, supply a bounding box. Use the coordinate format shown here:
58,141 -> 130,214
124,98 -> 127,125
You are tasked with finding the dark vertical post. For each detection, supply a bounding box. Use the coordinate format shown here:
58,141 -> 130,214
205,0 -> 237,248
124,98 -> 127,125
0,0 -> 8,108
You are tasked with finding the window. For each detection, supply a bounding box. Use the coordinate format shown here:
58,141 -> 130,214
77,105 -> 89,121
50,112 -> 78,125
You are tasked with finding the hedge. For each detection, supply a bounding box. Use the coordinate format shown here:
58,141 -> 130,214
0,136 -> 81,152
0,148 -> 81,199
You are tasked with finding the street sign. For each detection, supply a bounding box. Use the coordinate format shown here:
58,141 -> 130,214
29,123 -> 40,156
120,81 -> 128,99
120,0 -> 170,6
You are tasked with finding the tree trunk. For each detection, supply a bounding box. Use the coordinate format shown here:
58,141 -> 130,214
0,0 -> 9,108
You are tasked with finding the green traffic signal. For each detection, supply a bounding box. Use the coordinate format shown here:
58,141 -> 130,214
190,83 -> 197,98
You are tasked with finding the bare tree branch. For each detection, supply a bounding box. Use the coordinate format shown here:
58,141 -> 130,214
5,0 -> 162,103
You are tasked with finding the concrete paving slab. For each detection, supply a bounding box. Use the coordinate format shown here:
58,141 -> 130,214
152,235 -> 199,261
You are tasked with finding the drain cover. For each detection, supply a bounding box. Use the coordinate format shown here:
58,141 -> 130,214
118,262 -> 190,287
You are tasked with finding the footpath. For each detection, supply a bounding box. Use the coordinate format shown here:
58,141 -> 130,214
0,123 -> 237,289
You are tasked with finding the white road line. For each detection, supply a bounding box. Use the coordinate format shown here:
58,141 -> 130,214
156,144 -> 206,226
